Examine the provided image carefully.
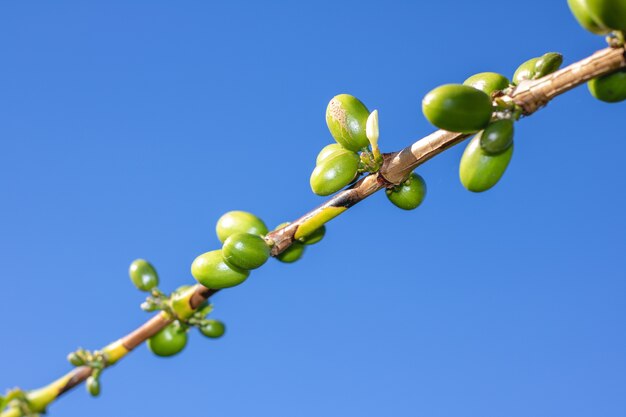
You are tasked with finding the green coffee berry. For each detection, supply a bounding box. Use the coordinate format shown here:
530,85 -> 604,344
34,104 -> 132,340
460,135 -> 514,192
216,211 -> 268,243
316,144 -> 346,165
534,53 -> 563,78
147,322 -> 188,357
326,94 -> 371,151
479,119 -> 514,155
299,225 -> 326,245
129,259 -> 159,292
588,69 -> 626,102
386,173 -> 427,210
276,242 -> 305,263
191,250 -> 250,289
222,233 -> 270,270
567,0 -> 611,34
199,320 -> 226,338
86,376 -> 100,397
67,352 -> 84,366
422,84 -> 493,133
463,72 -> 510,96
513,57 -> 540,85
582,0 -> 626,31
310,150 -> 359,196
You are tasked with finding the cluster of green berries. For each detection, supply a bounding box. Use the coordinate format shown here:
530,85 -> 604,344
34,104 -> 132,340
191,210 -> 325,284
0,389 -> 38,416
422,54 -> 562,192
66,349 -> 106,396
128,260 -> 226,358
310,94 -> 378,196
568,0 -> 626,102
313,94 -> 427,210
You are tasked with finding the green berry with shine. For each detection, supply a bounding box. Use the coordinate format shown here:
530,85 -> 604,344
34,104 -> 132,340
191,250 -> 250,289
513,57 -> 540,85
386,173 -> 427,210
316,144 -> 346,165
223,233 -> 270,270
216,211 -> 268,244
147,322 -> 188,357
588,69 -> 626,102
199,320 -> 226,338
459,134 -> 514,192
129,259 -> 159,292
579,0 -> 626,31
86,376 -> 100,397
567,0 -> 611,33
463,72 -> 510,96
326,94 -> 371,152
276,242 -> 305,263
534,53 -> 563,79
310,150 -> 359,196
422,84 -> 493,133
479,119 -> 514,155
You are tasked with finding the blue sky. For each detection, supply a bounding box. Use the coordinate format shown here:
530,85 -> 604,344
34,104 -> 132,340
1,1 -> 624,416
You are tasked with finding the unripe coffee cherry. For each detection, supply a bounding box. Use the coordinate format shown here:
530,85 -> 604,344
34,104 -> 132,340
567,0 -> 611,34
422,84 -> 493,133
513,53 -> 562,85
129,259 -> 159,292
147,322 -> 188,357
326,94 -> 370,151
86,376 -> 100,397
588,69 -> 626,102
386,173 -> 427,210
199,320 -> 226,338
534,53 -> 563,78
216,211 -> 268,243
479,119 -> 514,155
581,0 -> 626,31
191,250 -> 250,289
276,242 -> 305,263
222,233 -> 270,270
463,72 -> 510,96
316,144 -> 346,165
460,135 -> 514,192
310,150 -> 359,196
513,57 -> 540,84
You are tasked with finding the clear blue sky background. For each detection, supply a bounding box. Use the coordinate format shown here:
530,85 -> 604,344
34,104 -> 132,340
1,1 -> 624,416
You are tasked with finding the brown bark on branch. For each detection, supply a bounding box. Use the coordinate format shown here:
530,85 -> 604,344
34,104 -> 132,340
2,45 -> 624,417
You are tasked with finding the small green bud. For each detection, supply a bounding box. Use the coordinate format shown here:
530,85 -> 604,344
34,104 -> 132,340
129,259 -> 159,292
67,352 -> 84,366
199,320 -> 226,338
86,376 -> 100,397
